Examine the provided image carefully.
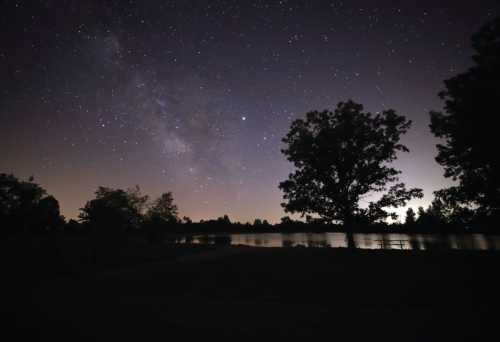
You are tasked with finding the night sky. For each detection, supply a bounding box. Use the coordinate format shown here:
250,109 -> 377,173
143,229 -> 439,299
1,1 -> 499,223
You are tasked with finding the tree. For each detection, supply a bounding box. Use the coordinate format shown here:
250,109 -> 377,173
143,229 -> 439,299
414,199 -> 453,232
217,215 -> 231,225
79,186 -> 148,238
146,192 -> 178,224
279,100 -> 422,247
0,173 -> 64,235
405,207 -> 416,227
253,218 -> 263,226
430,17 -> 500,221
433,189 -> 475,229
144,192 -> 179,241
35,195 -> 65,232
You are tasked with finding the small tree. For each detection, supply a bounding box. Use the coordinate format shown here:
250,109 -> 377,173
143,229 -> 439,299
253,218 -> 263,226
279,100 -> 423,247
147,192 -> 178,223
415,200 -> 449,231
144,192 -> 179,242
405,207 -> 417,227
79,186 -> 148,238
35,195 -> 65,232
217,215 -> 231,225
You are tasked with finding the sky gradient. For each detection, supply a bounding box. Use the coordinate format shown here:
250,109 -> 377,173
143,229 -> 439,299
1,0 -> 499,222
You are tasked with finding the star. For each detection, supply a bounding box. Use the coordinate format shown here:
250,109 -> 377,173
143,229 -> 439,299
1,0 -> 493,223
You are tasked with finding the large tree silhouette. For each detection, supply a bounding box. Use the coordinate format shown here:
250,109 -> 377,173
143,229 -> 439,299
430,17 -> 500,222
279,100 -> 422,247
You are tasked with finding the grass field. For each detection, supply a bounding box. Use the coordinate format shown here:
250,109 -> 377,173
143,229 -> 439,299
3,239 -> 499,341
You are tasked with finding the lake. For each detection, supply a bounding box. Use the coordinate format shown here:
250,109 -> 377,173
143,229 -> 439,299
174,232 -> 500,251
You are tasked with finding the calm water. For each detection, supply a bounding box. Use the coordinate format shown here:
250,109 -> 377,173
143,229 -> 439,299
175,233 -> 500,251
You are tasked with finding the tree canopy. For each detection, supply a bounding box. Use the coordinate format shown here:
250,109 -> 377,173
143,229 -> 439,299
405,207 -> 416,226
279,100 -> 423,228
0,173 -> 64,234
146,192 -> 179,224
79,186 -> 148,235
430,17 -> 500,220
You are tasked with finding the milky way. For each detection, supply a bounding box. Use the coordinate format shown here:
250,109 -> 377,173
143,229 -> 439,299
1,1 -> 499,222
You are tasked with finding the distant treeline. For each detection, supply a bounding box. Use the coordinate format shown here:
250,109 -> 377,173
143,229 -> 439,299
0,173 -> 496,241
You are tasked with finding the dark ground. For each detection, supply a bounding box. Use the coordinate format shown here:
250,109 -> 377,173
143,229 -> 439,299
2,238 -> 499,341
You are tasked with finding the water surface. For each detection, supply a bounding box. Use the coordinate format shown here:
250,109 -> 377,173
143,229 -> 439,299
176,232 -> 500,251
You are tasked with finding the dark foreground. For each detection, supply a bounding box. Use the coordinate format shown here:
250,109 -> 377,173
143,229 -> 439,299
3,240 -> 500,341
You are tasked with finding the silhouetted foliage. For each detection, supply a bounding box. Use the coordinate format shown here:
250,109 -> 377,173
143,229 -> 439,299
430,17 -> 500,223
434,190 -> 476,229
146,192 -> 178,223
144,192 -> 179,241
65,219 -> 83,233
0,173 -> 64,235
413,195 -> 476,232
405,207 -> 416,226
414,200 -> 451,232
35,195 -> 65,232
79,186 -> 148,239
280,216 -> 293,225
279,100 -> 423,246
217,215 -> 232,226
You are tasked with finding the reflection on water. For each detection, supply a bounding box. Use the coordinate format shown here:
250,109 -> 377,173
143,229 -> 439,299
175,233 -> 500,251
